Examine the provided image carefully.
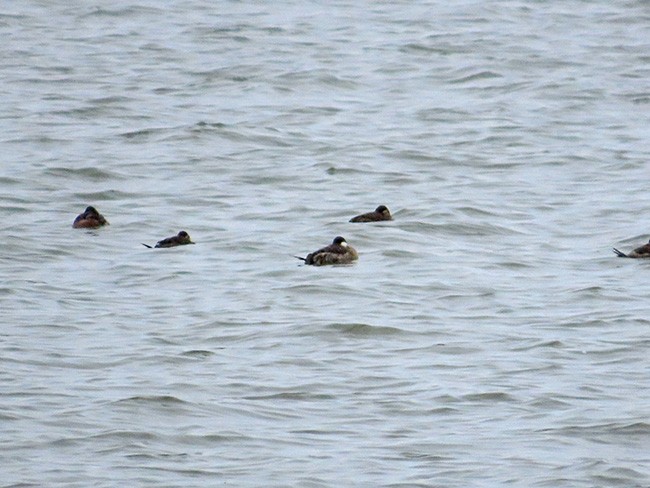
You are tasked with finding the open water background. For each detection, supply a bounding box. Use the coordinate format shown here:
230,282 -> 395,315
1,1 -> 649,486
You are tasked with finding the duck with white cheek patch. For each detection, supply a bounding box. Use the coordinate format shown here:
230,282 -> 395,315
295,236 -> 358,266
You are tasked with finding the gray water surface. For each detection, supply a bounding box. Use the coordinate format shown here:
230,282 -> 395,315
1,1 -> 649,487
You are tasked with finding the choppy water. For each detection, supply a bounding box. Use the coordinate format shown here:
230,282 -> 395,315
2,1 -> 650,487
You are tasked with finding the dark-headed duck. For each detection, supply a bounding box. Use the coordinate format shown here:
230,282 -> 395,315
142,231 -> 195,249
349,205 -> 392,223
613,239 -> 650,258
295,236 -> 358,266
72,206 -> 109,229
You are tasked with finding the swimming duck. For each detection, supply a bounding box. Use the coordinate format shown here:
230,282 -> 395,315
295,236 -> 358,266
613,239 -> 650,258
349,205 -> 392,222
142,231 -> 195,248
72,206 -> 109,229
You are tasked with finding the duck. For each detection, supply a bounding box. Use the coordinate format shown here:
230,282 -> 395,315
295,236 -> 358,266
142,231 -> 195,249
349,205 -> 392,223
72,206 -> 109,229
613,239 -> 650,258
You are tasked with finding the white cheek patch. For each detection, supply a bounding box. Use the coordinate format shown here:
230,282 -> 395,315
341,241 -> 348,247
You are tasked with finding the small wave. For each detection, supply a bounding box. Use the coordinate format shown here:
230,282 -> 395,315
388,149 -> 437,162
594,466 -> 648,485
450,70 -> 503,84
113,395 -> 189,406
461,392 -> 516,403
79,6 -> 162,19
180,349 -> 214,358
193,121 -> 227,131
119,127 -> 169,140
400,41 -> 470,56
90,430 -> 158,442
540,422 -> 650,440
72,189 -> 134,200
526,396 -> 572,410
398,220 -> 524,237
324,165 -> 368,175
0,176 -> 21,186
494,260 -> 535,269
276,69 -> 359,90
329,322 -> 407,336
43,166 -> 117,181
244,391 -> 336,401
511,340 -> 564,351
607,422 -> 650,436
381,249 -> 419,259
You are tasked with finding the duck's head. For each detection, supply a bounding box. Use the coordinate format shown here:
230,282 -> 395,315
178,231 -> 194,244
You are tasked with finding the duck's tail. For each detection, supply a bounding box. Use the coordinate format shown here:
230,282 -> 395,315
293,255 -> 306,262
142,243 -> 153,249
612,248 -> 627,258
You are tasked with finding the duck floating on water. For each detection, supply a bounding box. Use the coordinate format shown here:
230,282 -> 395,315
295,236 -> 358,266
72,206 -> 109,229
142,231 -> 195,249
349,205 -> 392,223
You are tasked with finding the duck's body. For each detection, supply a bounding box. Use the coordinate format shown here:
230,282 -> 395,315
613,239 -> 650,258
296,236 -> 358,266
73,206 -> 108,229
349,205 -> 392,223
143,231 -> 194,248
